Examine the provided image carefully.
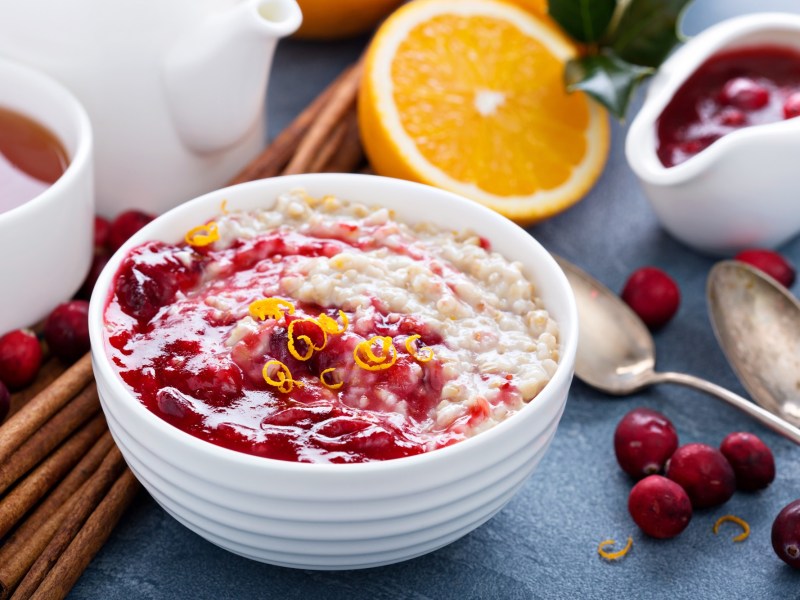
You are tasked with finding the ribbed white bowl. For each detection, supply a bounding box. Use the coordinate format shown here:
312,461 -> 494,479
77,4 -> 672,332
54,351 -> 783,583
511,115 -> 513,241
88,174 -> 577,569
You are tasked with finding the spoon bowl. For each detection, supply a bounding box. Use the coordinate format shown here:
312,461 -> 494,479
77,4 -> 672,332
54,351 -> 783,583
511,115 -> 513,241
707,260 -> 800,427
555,255 -> 800,445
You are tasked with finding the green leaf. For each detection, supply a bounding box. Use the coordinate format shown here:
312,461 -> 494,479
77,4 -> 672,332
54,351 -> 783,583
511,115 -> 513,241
565,51 -> 653,119
548,0 -> 617,43
607,0 -> 693,67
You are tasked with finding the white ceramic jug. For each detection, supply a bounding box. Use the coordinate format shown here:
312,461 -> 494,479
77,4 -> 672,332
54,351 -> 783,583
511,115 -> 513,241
0,0 -> 301,215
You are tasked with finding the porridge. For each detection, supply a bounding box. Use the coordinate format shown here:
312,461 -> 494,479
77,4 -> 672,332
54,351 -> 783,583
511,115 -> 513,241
103,190 -> 560,463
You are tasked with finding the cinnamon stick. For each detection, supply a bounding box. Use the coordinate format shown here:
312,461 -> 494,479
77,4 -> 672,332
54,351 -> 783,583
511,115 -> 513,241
25,469 -> 139,600
0,432 -> 114,599
228,63 -> 356,185
0,412 -> 106,538
308,117 -> 350,173
0,382 -> 100,495
323,107 -> 364,173
9,358 -> 67,418
11,446 -> 126,600
0,353 -> 92,464
282,59 -> 363,175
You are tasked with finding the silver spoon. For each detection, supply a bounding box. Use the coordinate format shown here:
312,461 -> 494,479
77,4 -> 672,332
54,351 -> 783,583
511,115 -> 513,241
554,255 -> 800,445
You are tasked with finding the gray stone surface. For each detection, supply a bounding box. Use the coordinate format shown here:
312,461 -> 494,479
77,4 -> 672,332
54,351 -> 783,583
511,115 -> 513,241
69,1 -> 800,597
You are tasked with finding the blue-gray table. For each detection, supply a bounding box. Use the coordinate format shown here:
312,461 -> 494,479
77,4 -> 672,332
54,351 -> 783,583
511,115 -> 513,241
70,1 -> 800,597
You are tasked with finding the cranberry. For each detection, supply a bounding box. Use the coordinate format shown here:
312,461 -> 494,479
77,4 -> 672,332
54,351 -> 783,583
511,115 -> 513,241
614,408 -> 679,479
44,300 -> 90,362
94,216 -> 111,252
719,432 -> 775,491
666,443 -> 736,508
783,92 -> 800,119
773,499 -> 800,569
628,475 -> 692,539
0,329 -> 42,390
108,210 -> 155,252
719,108 -> 746,127
734,249 -> 796,288
0,380 -> 10,423
720,77 -> 770,110
620,267 -> 681,329
77,253 -> 110,300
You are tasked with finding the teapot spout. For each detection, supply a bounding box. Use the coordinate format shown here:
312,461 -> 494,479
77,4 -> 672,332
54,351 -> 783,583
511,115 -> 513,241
163,0 -> 302,154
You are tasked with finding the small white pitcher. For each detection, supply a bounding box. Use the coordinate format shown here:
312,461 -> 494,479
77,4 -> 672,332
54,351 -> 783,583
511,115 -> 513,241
626,13 -> 800,255
0,0 -> 301,215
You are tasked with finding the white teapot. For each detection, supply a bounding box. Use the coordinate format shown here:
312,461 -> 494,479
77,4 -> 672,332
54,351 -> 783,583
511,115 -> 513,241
0,0 -> 301,215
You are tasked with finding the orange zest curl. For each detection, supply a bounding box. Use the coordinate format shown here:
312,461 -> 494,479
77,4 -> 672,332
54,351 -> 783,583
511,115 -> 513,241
262,360 -> 303,393
185,222 -> 220,247
287,318 -> 328,361
320,367 -> 343,390
597,537 -> 633,561
249,298 -> 296,321
353,336 -> 397,371
220,199 -> 229,214
713,515 -> 750,542
317,311 -> 349,335
405,334 -> 434,363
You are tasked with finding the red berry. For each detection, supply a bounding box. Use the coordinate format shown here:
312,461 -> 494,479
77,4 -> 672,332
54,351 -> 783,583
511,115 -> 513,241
719,108 -> 746,126
666,443 -> 736,509
94,216 -> 111,252
77,253 -> 110,301
734,249 -> 796,287
44,301 -> 90,362
720,432 -> 775,491
0,380 -> 10,423
628,475 -> 692,539
0,329 -> 42,390
720,77 -> 769,110
108,210 -> 155,252
783,92 -> 800,119
614,408 -> 679,479
621,267 -> 680,329
773,499 -> 800,569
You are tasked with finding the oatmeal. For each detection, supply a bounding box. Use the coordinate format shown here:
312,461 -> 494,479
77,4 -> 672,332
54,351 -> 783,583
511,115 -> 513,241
103,190 -> 560,463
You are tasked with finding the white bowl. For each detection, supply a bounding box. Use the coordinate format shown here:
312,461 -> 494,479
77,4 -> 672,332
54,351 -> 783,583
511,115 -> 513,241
0,58 -> 94,334
626,13 -> 800,255
88,174 -> 577,570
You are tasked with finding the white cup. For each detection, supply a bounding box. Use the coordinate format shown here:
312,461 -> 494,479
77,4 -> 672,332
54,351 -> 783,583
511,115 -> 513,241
0,58 -> 94,334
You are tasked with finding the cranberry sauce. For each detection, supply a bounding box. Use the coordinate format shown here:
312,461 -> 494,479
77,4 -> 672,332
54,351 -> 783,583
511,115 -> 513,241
657,45 -> 800,167
104,227 -> 478,464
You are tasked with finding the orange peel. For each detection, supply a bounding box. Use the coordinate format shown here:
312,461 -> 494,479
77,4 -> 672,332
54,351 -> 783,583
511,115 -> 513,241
405,334 -> 434,362
288,318 -> 328,361
713,515 -> 750,542
262,360 -> 303,393
185,222 -> 219,247
317,311 -> 349,335
354,336 -> 397,371
597,537 -> 633,561
249,298 -> 295,321
320,367 -> 344,390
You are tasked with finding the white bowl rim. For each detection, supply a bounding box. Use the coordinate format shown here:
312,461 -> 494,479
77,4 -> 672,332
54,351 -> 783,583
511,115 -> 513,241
626,12 -> 800,186
0,57 -> 93,224
89,173 -> 577,473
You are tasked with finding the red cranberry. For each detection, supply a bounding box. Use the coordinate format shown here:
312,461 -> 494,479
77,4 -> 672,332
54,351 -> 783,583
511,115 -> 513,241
77,253 -> 110,300
783,92 -> 800,119
628,475 -> 692,539
44,300 -> 90,362
773,499 -> 800,569
720,432 -> 775,491
614,407 -> 679,479
719,108 -> 746,126
108,210 -> 155,252
621,267 -> 681,329
94,216 -> 111,252
720,77 -> 769,110
0,380 -> 9,423
734,249 -> 796,288
666,443 -> 736,508
0,329 -> 42,390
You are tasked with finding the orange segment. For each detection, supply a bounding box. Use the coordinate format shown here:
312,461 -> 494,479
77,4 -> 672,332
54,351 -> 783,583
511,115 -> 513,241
359,0 -> 609,224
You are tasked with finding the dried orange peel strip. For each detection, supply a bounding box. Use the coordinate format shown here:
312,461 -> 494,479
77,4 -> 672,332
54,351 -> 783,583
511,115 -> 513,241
354,336 -> 397,371
250,298 -> 296,321
288,318 -> 328,361
405,334 -> 434,363
185,222 -> 220,247
262,360 -> 303,393
317,311 -> 349,335
713,515 -> 750,542
597,537 -> 633,561
320,367 -> 343,390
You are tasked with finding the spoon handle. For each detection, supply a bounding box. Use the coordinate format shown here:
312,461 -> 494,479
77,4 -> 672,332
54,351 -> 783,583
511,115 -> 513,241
654,371 -> 800,445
